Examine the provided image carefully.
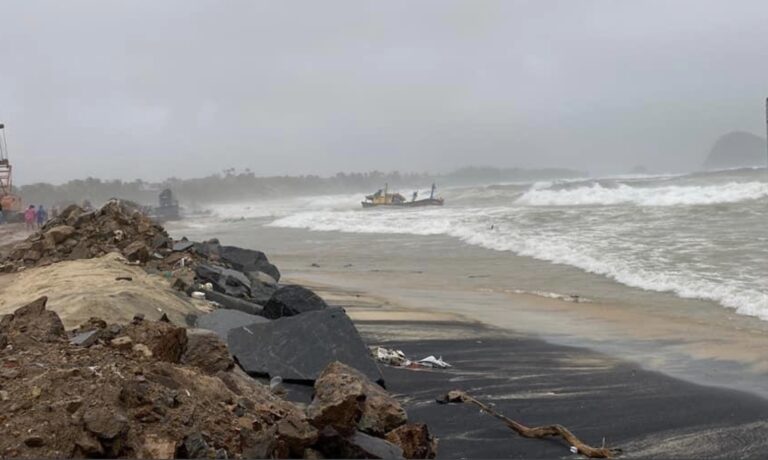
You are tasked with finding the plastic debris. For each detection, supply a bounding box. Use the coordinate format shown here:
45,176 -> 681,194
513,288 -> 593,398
416,355 -> 452,369
570,446 -> 579,454
191,291 -> 206,300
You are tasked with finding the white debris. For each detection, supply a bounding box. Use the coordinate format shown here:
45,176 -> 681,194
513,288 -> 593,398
416,355 -> 452,369
191,291 -> 206,300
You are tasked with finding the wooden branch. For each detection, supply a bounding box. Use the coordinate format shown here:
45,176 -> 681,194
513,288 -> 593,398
438,390 -> 622,459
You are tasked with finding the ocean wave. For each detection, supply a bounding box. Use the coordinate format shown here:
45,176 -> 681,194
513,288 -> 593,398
269,207 -> 768,319
516,181 -> 768,206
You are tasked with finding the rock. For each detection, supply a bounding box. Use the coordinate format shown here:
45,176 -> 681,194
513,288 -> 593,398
309,362 -> 406,436
385,424 -> 437,459
141,434 -> 178,459
228,308 -> 383,385
123,241 -> 150,263
704,131 -> 767,170
219,245 -> 281,282
123,320 -> 188,363
178,432 -> 210,459
110,336 -> 133,350
195,309 -> 269,340
69,329 -> 101,347
245,270 -> 278,288
181,329 -> 234,374
262,285 -> 328,319
0,297 -> 65,344
44,225 -> 76,244
172,240 -> 195,252
74,432 -> 104,457
195,264 -> 252,298
65,398 -> 84,414
203,290 -> 265,316
83,407 -> 129,440
239,426 -> 278,459
23,436 -> 45,447
316,427 -> 404,459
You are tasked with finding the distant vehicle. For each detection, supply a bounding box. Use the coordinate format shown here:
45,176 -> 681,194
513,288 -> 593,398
362,183 -> 444,208
0,123 -> 24,222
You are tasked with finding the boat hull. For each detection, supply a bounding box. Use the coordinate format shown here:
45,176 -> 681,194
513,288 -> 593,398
361,198 -> 444,208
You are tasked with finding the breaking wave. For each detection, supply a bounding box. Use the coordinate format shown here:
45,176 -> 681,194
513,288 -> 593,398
516,181 -> 768,207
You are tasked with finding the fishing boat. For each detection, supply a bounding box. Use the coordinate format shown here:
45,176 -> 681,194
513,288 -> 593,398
361,183 -> 444,208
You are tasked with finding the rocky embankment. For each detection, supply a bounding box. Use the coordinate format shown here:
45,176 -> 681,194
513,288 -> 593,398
0,200 -> 437,459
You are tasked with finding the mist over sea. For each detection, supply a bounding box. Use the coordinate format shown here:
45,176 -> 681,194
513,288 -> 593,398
204,168 -> 768,321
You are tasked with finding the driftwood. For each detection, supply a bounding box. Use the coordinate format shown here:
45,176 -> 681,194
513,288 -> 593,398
438,390 -> 622,458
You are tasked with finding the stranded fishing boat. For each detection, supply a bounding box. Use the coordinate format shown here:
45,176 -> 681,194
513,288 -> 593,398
362,183 -> 444,208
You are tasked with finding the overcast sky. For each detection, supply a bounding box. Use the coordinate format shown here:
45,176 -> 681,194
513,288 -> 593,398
1,0 -> 767,184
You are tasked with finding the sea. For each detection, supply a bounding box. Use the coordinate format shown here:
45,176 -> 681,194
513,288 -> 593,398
187,167 -> 768,322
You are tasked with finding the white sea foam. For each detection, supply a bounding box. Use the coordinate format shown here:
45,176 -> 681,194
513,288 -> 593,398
516,181 -> 768,206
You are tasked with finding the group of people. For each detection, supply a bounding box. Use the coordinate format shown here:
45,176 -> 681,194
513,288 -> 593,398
23,204 -> 48,230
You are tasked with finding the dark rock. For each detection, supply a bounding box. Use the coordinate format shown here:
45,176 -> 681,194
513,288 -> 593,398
309,362 -> 406,436
115,276 -> 133,281
195,264 -> 252,298
181,329 -> 234,374
218,245 -> 281,282
177,432 -> 210,459
385,424 -> 437,459
195,309 -> 269,341
23,436 -> 45,447
172,240 -> 195,252
228,308 -> 383,385
203,290 -> 265,316
133,313 -> 145,323
69,329 -> 101,347
262,285 -> 328,319
158,313 -> 170,323
317,427 -> 404,459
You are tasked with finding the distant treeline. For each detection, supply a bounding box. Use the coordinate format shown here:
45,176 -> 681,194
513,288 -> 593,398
16,166 -> 584,209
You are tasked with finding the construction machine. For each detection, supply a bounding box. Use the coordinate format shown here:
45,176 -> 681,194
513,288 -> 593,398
0,123 -> 23,221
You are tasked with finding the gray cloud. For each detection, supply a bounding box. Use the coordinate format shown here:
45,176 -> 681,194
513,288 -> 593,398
1,0 -> 767,184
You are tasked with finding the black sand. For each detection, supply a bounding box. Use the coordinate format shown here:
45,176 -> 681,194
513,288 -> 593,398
357,320 -> 768,459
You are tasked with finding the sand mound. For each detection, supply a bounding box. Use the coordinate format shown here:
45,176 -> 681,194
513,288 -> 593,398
0,253 -> 206,328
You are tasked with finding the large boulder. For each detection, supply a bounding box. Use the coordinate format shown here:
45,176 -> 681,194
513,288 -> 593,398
228,308 -> 383,385
219,245 -> 281,282
385,424 -> 438,459
0,296 -> 65,345
308,362 -> 407,436
181,328 -> 234,374
262,285 -> 328,319
195,309 -> 269,340
195,264 -> 252,298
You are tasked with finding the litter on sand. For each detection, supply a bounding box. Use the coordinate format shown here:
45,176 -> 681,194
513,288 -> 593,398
370,346 -> 452,370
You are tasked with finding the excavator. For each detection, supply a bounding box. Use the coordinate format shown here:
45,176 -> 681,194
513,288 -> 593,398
0,123 -> 23,222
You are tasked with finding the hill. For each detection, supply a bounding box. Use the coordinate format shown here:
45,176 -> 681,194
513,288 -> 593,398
703,131 -> 766,170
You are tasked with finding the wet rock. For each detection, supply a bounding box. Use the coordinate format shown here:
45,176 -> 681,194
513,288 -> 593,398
181,329 -> 234,374
123,319 -> 188,363
0,297 -> 65,344
123,241 -> 150,263
219,245 -> 281,282
228,308 -> 383,385
195,309 -> 269,341
262,285 -> 328,319
309,362 -> 406,436
385,424 -> 437,459
203,290 -> 265,316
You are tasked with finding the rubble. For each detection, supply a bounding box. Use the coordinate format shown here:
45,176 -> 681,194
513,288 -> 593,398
2,200 -> 170,271
228,308 -> 384,385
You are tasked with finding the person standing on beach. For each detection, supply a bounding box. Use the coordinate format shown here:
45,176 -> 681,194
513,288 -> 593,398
24,205 -> 36,230
36,205 -> 48,227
